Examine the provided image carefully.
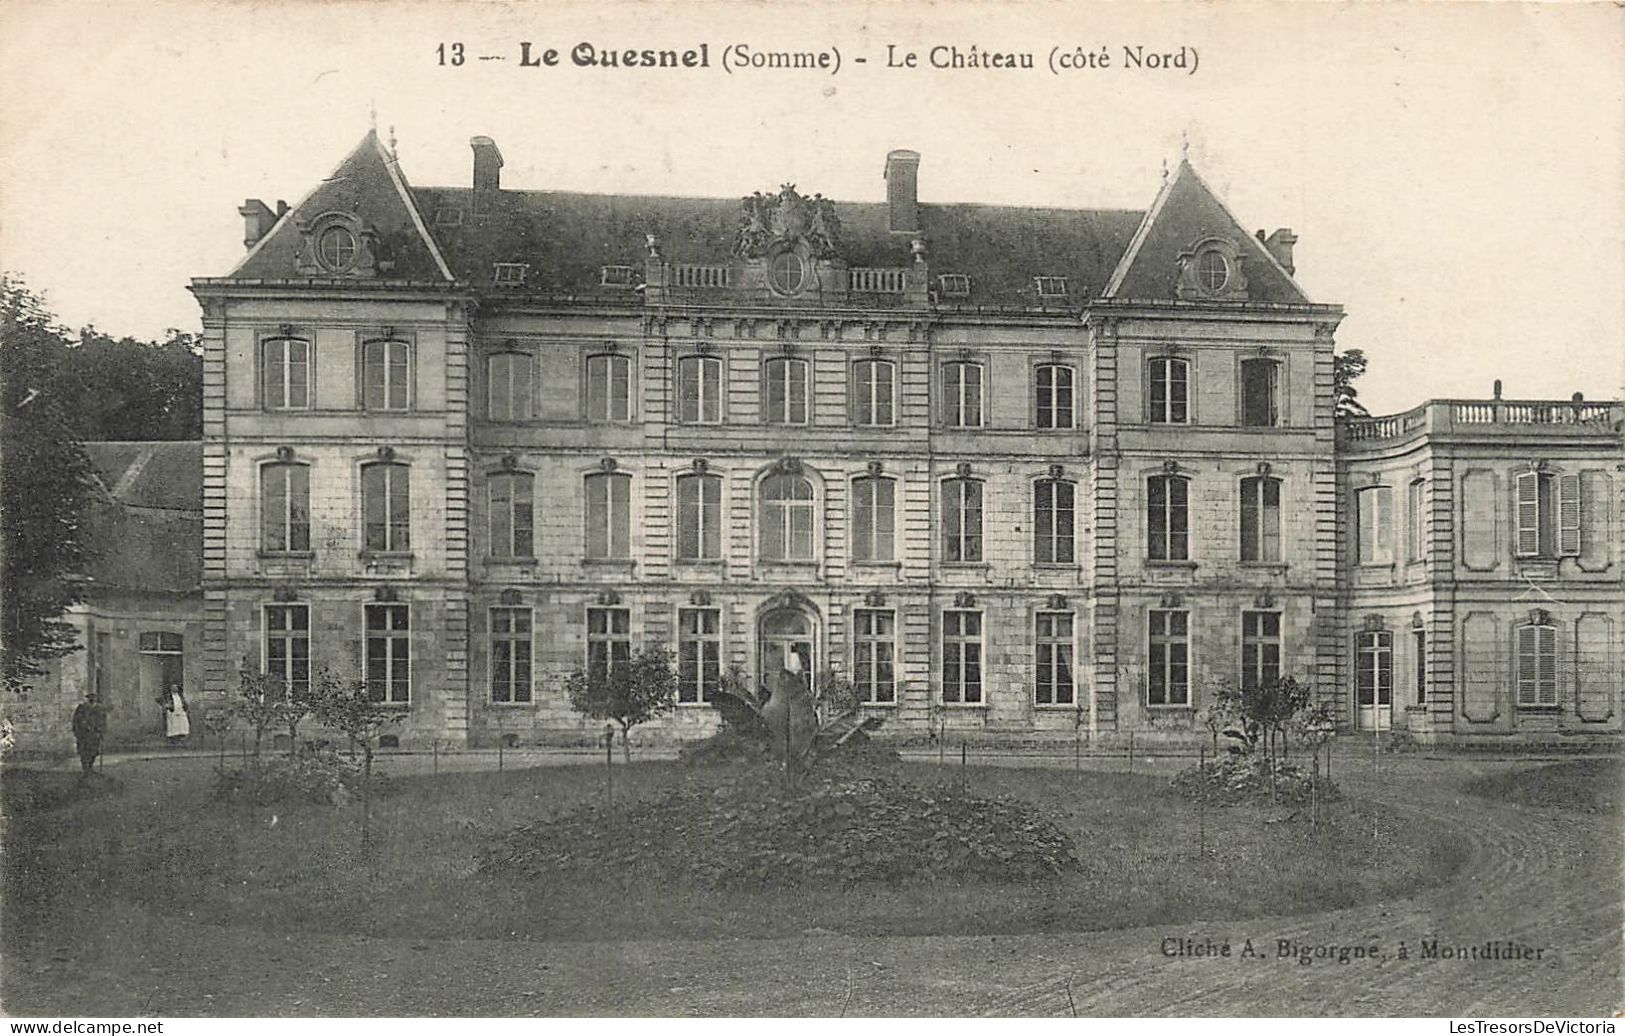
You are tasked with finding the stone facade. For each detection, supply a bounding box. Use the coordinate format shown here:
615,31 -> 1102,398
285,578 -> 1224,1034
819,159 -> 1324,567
164,130 -> 1621,750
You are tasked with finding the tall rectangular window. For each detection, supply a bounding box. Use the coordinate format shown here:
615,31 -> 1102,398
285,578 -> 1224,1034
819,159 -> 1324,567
853,359 -> 895,427
1147,475 -> 1189,561
1516,471 -> 1581,558
584,472 -> 631,559
1149,357 -> 1189,424
853,609 -> 896,704
586,607 -> 631,677
676,473 -> 722,560
1413,627 -> 1427,706
362,339 -> 411,411
1035,364 -> 1076,430
942,478 -> 983,563
1355,630 -> 1393,715
487,352 -> 534,421
1407,478 -> 1426,563
488,471 -> 535,558
586,353 -> 632,422
943,362 -> 984,428
1147,609 -> 1190,706
851,476 -> 896,563
677,608 -> 721,704
677,356 -> 722,424
1241,611 -> 1282,691
942,610 -> 983,704
264,604 -> 310,701
1034,479 -> 1075,565
262,337 -> 311,410
1516,622 -> 1558,707
1240,476 -> 1281,563
260,463 -> 310,553
1356,485 -> 1393,565
1240,358 -> 1278,427
1035,611 -> 1075,706
760,474 -> 815,561
490,607 -> 533,704
362,463 -> 410,553
764,357 -> 810,425
364,604 -> 410,704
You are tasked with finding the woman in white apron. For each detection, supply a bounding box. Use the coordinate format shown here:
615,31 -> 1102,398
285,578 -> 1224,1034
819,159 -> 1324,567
163,684 -> 190,745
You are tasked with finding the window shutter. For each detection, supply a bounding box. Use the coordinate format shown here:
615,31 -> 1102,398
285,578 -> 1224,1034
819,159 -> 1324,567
1557,474 -> 1580,556
1515,472 -> 1539,557
1537,624 -> 1557,705
1516,625 -> 1536,705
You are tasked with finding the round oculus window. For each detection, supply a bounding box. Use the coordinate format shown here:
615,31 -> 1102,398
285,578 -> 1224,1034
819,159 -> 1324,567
1196,250 -> 1229,292
768,251 -> 807,295
318,225 -> 358,271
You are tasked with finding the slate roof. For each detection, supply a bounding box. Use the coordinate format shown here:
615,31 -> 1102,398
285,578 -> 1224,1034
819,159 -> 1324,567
223,133 -> 1315,307
83,442 -> 202,596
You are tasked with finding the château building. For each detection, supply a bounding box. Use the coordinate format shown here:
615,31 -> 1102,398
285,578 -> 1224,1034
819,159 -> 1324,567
38,129 -> 1615,752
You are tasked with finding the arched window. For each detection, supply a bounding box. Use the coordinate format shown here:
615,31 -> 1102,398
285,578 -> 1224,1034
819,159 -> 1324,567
361,338 -> 411,411
1147,474 -> 1189,561
1035,364 -> 1075,430
1240,475 -> 1281,562
942,477 -> 983,563
262,336 -> 311,410
584,471 -> 631,559
851,475 -> 895,562
1148,356 -> 1188,424
764,357 -> 810,425
487,471 -> 535,558
852,359 -> 895,427
676,472 -> 722,560
1034,478 -> 1075,565
586,353 -> 632,422
260,462 -> 310,553
361,462 -> 410,553
487,351 -> 534,421
760,473 -> 815,561
677,355 -> 722,424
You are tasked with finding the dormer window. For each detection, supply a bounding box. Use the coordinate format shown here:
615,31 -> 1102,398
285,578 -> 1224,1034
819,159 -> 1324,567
317,226 -> 358,273
1197,251 -> 1230,292
600,265 -> 638,288
1034,276 -> 1069,298
937,274 -> 971,298
492,263 -> 529,287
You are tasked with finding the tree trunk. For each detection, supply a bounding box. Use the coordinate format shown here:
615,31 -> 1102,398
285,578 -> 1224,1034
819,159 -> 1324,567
620,723 -> 632,765
361,747 -> 373,851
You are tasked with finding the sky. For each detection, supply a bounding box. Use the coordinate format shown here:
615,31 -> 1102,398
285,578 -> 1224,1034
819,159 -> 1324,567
2,0 -> 1622,415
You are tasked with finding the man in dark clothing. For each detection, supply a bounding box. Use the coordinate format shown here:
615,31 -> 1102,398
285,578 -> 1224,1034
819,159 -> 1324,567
71,693 -> 108,775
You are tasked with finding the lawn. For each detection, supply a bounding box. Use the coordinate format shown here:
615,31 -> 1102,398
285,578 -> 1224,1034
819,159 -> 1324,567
2,753 -> 1465,948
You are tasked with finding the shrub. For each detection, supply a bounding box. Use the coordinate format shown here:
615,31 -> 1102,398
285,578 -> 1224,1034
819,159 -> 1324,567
485,771 -> 1081,889
563,646 -> 678,762
1168,755 -> 1340,808
212,750 -> 375,807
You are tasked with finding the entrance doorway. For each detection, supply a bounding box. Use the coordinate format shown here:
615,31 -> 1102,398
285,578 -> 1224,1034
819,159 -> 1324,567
758,606 -> 816,701
1354,630 -> 1393,731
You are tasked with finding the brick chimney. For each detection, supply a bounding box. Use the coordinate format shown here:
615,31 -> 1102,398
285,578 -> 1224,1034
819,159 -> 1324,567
885,149 -> 920,234
1263,228 -> 1298,275
239,199 -> 276,249
471,135 -> 504,212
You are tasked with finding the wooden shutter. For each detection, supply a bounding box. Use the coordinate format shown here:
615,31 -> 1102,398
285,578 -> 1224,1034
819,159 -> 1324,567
1515,472 -> 1539,557
1557,474 -> 1581,556
1536,624 -> 1557,705
1516,624 -> 1537,705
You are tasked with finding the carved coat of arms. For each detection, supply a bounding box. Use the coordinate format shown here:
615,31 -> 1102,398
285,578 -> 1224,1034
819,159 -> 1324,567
736,184 -> 841,260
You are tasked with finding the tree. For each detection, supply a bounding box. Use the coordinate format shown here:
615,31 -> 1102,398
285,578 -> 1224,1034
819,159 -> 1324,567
1333,348 -> 1370,418
1,276 -> 101,691
57,327 -> 202,441
1214,675 -> 1313,765
231,665 -> 284,758
308,666 -> 401,849
563,646 -> 678,763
